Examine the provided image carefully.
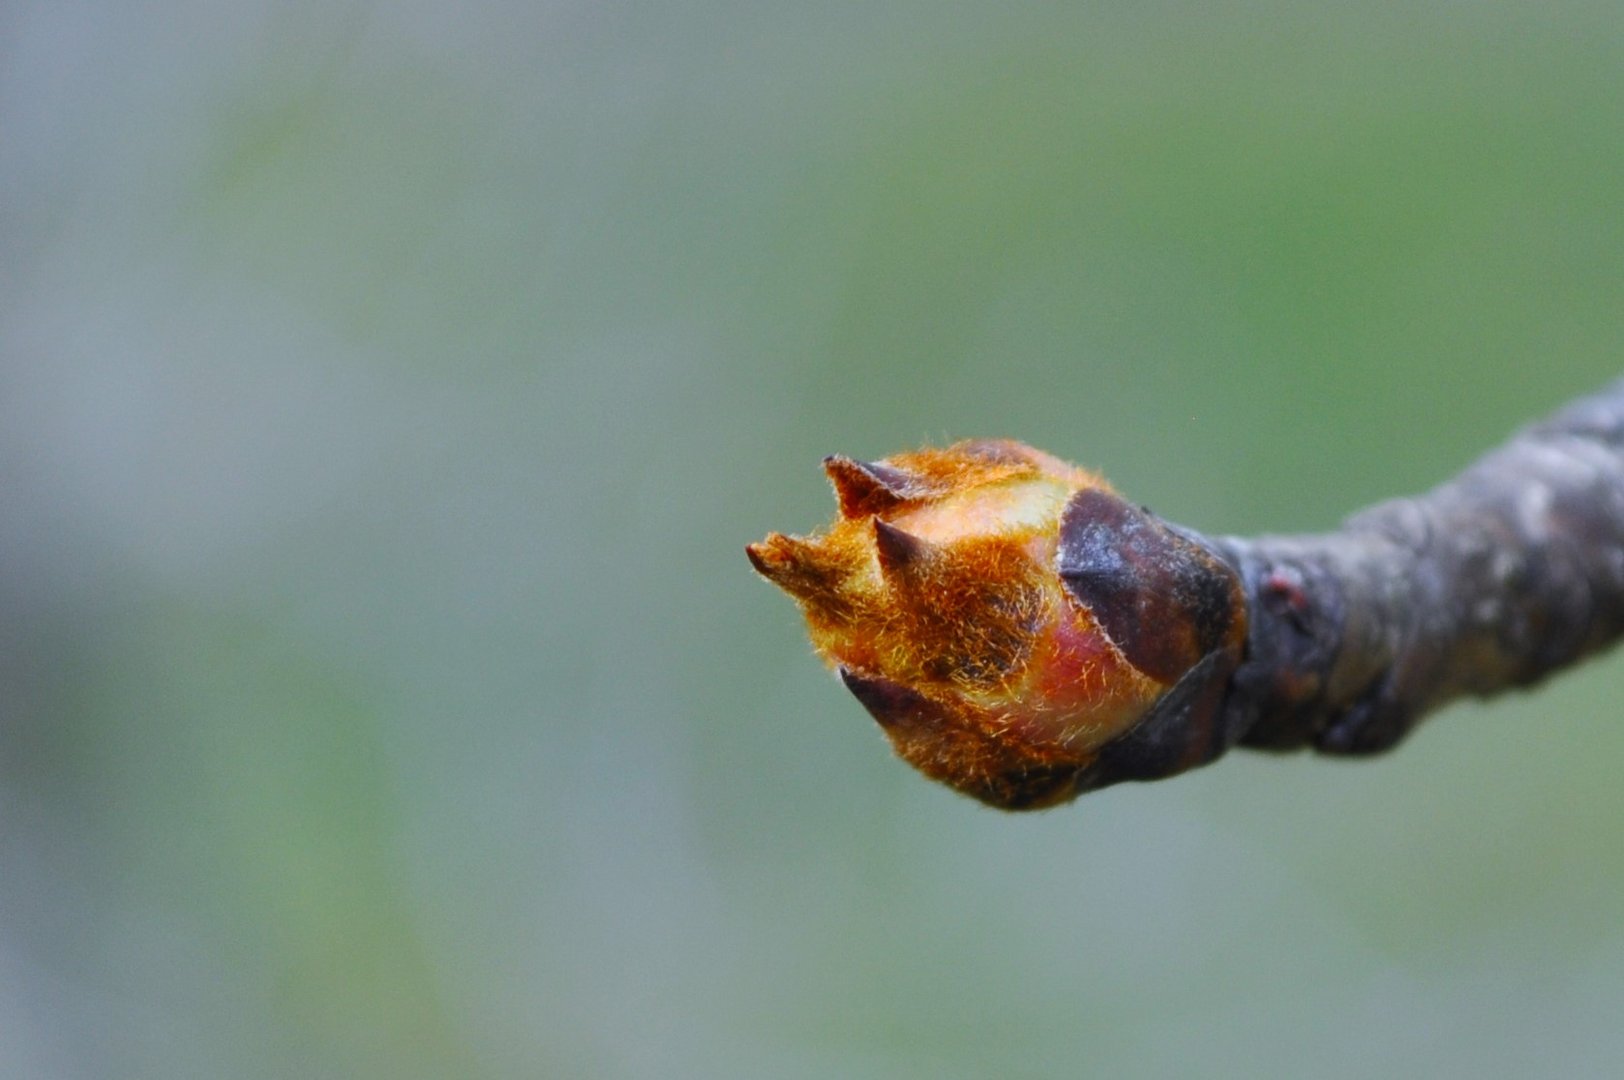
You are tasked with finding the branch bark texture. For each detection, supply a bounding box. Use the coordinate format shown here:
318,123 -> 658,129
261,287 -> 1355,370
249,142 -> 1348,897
1215,377 -> 1624,758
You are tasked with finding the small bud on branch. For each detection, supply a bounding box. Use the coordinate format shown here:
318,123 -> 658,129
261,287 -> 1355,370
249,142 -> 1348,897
748,379 -> 1624,810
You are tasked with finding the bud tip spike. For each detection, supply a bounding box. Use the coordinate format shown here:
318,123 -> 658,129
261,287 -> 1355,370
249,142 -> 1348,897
871,518 -> 932,578
823,455 -> 914,517
744,542 -> 772,578
839,666 -> 931,732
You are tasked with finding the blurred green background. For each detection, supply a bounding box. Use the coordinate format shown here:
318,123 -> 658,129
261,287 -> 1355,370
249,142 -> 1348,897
5,3 -> 1624,1077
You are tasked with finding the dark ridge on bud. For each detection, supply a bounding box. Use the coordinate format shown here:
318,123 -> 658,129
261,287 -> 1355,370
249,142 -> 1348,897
1057,488 -> 1245,685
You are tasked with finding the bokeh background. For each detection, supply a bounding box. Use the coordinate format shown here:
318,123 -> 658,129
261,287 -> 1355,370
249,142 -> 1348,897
6,3 -> 1624,1077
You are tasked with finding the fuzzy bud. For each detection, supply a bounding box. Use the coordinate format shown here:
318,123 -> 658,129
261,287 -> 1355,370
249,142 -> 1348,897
748,440 -> 1246,809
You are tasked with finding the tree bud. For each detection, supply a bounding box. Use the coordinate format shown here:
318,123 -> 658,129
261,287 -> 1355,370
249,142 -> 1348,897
748,440 -> 1246,809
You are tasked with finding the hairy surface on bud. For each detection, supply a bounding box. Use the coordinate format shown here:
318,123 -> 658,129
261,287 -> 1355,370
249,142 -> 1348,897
748,440 -> 1247,809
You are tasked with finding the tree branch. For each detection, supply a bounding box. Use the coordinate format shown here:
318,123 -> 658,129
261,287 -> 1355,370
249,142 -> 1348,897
748,379 -> 1624,809
1217,376 -> 1624,758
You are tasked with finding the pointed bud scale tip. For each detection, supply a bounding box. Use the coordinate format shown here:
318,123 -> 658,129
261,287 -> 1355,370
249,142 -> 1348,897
743,532 -> 800,581
822,455 -> 917,518
743,541 -> 773,578
744,531 -> 854,608
871,518 -> 934,578
838,666 -> 929,732
749,439 -> 1247,809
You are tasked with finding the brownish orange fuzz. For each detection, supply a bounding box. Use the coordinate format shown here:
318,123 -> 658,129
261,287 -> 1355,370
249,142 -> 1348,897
747,439 -> 1244,809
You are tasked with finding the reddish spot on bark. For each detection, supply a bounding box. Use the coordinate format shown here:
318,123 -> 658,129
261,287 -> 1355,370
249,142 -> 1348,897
1262,569 -> 1311,627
